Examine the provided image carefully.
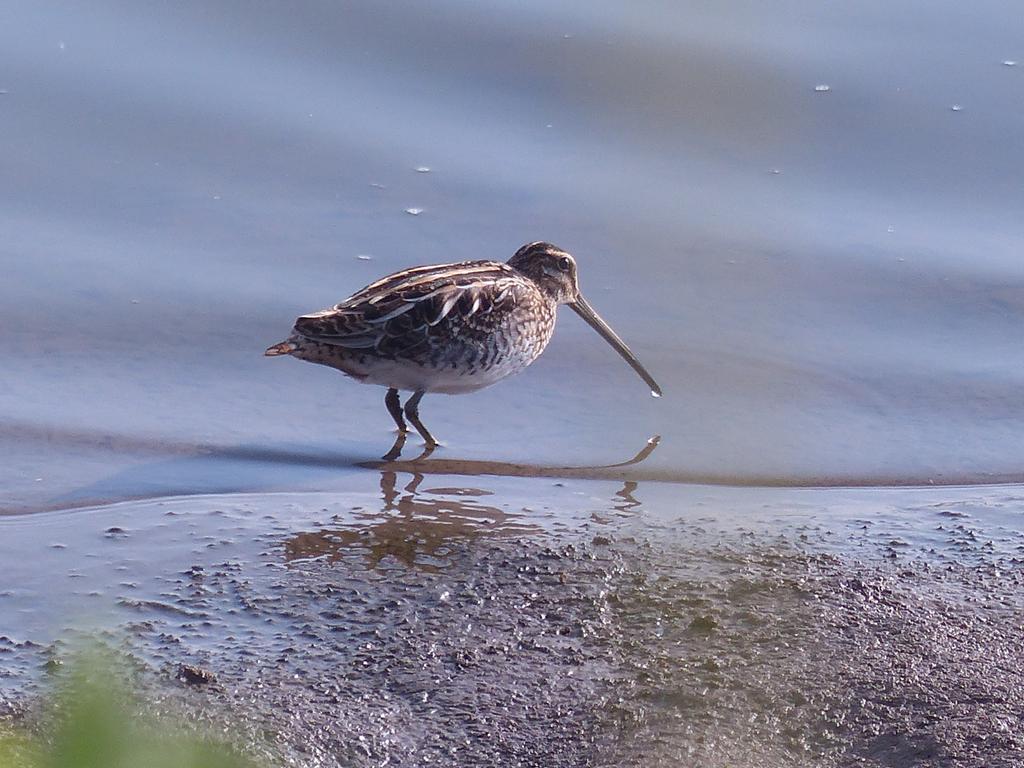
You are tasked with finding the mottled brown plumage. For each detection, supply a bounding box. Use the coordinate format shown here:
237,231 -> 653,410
266,242 -> 660,458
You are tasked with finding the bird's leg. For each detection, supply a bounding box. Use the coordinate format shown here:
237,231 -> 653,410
381,388 -> 409,461
385,388 -> 407,433
403,390 -> 437,446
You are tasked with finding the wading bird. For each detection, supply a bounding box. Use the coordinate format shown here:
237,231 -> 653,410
266,241 -> 661,458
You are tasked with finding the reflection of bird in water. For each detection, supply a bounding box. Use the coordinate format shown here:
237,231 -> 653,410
283,436 -> 660,571
283,472 -> 537,571
614,481 -> 642,514
266,242 -> 661,460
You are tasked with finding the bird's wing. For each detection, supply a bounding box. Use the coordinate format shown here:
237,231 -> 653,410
292,261 -> 529,354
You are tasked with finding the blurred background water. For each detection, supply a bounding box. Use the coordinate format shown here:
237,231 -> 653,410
1,0 -> 1024,505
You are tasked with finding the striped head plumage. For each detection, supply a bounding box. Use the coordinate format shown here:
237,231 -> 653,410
507,241 -> 579,304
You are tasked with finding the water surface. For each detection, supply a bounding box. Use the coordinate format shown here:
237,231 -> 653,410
3,1 -> 1024,511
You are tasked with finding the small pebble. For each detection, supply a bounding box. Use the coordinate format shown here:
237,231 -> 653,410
177,664 -> 216,686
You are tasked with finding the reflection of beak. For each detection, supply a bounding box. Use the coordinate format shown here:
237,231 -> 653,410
570,295 -> 663,397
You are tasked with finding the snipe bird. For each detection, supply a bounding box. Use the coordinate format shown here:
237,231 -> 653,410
266,241 -> 661,456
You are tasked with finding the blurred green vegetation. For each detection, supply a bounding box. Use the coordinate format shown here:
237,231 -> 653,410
0,651 -> 259,768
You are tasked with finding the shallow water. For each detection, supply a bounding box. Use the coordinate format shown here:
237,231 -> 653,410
3,1 -> 1024,512
2,477 -> 1022,765
2,475 -> 1021,645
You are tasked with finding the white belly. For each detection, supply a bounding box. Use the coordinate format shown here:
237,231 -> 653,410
356,355 -> 533,394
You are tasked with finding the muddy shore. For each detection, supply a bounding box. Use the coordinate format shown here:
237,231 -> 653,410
3,489 -> 1022,768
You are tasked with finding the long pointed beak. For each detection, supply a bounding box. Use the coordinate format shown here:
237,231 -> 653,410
569,295 -> 663,397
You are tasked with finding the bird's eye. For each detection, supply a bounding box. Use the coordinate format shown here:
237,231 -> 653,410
558,256 -> 572,272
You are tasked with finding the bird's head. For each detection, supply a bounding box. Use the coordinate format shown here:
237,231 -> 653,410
507,240 -> 662,397
507,241 -> 579,304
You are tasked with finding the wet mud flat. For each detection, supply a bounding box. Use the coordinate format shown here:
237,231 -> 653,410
2,490 -> 1023,768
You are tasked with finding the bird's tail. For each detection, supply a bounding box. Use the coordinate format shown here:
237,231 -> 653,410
264,340 -> 298,357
